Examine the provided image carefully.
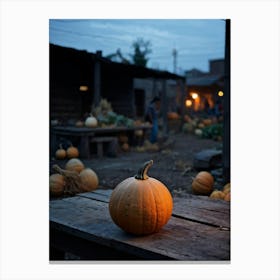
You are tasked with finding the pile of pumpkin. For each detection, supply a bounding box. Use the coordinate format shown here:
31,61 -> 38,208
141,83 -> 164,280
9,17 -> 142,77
55,143 -> 80,160
192,171 -> 231,202
182,115 -> 223,141
49,157 -> 99,197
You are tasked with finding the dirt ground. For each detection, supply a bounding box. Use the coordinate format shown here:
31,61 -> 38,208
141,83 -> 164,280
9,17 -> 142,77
50,131 -> 223,197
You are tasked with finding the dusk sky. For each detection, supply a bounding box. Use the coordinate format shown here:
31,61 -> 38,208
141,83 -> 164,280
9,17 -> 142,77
49,19 -> 225,74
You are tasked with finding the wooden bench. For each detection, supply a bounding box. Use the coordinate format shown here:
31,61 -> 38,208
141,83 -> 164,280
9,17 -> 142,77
50,125 -> 152,158
90,136 -> 118,157
49,189 -> 230,261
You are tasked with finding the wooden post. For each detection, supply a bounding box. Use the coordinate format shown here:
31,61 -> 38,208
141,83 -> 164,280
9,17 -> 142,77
93,51 -> 102,108
223,19 -> 231,184
179,79 -> 186,130
161,79 -> 168,136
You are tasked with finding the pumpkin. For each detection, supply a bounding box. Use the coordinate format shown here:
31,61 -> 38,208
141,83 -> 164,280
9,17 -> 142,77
49,173 -> 65,196
85,114 -> 98,128
134,129 -> 144,137
65,158 -> 84,173
121,142 -> 130,152
79,168 -> 99,192
192,171 -> 214,196
209,190 -> 225,199
197,122 -> 205,129
194,128 -> 203,137
223,183 -> 231,194
224,192 -> 231,202
66,144 -> 79,159
167,112 -> 179,120
202,118 -> 212,126
109,160 -> 173,235
75,120 -> 84,127
55,144 -> 66,160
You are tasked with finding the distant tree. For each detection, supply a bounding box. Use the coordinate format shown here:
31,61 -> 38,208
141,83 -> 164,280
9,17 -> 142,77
130,38 -> 152,67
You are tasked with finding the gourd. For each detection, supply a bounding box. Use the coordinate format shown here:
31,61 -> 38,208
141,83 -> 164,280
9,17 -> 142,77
224,192 -> 231,201
209,190 -> 225,199
66,144 -> 79,159
109,160 -> 173,235
121,142 -> 130,152
223,183 -> 231,194
75,120 -> 84,127
79,168 -> 99,192
202,118 -> 212,126
65,158 -> 85,173
192,171 -> 214,196
167,112 -> 179,120
55,144 -> 67,160
134,129 -> 143,137
194,128 -> 203,137
85,114 -> 98,128
49,173 -> 65,196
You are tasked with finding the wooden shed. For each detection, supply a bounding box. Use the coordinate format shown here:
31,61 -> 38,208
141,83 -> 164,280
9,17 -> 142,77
50,44 -> 185,124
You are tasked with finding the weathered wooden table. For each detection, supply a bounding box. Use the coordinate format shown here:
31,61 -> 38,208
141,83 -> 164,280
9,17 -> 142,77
50,189 -> 230,261
50,125 -> 152,158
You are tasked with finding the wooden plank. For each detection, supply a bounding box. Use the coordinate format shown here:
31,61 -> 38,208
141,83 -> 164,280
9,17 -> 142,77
50,195 -> 230,260
77,189 -> 230,228
173,195 -> 230,228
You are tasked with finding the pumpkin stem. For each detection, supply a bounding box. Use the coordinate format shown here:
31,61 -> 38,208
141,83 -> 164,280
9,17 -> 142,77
135,160 -> 153,180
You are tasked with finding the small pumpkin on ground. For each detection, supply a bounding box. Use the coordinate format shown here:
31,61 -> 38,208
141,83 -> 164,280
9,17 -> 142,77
66,144 -> 79,159
109,160 -> 173,235
224,192 -> 231,202
55,144 -> 67,160
223,183 -> 231,194
209,190 -> 225,199
53,165 -> 82,195
65,158 -> 85,173
121,142 -> 130,152
79,168 -> 99,192
49,173 -> 66,196
192,171 -> 214,196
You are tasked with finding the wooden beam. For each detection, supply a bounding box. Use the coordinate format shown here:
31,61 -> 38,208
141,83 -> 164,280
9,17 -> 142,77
223,19 -> 231,184
93,51 -> 102,108
161,79 -> 168,136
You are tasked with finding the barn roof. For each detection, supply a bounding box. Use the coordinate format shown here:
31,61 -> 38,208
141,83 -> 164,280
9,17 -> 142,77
50,44 -> 185,81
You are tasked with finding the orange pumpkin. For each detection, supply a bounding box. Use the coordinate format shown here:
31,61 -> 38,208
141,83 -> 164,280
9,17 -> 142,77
192,171 -> 214,196
209,190 -> 225,199
65,158 -> 84,173
167,112 -> 180,120
224,192 -> 231,202
121,142 -> 130,152
66,144 -> 79,159
55,144 -> 66,160
109,160 -> 173,235
79,168 -> 99,192
223,183 -> 231,194
49,173 -> 65,196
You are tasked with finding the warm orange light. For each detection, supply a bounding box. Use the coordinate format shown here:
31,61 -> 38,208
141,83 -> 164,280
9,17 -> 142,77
185,99 -> 192,107
191,92 -> 198,99
218,91 -> 224,97
79,85 -> 88,91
